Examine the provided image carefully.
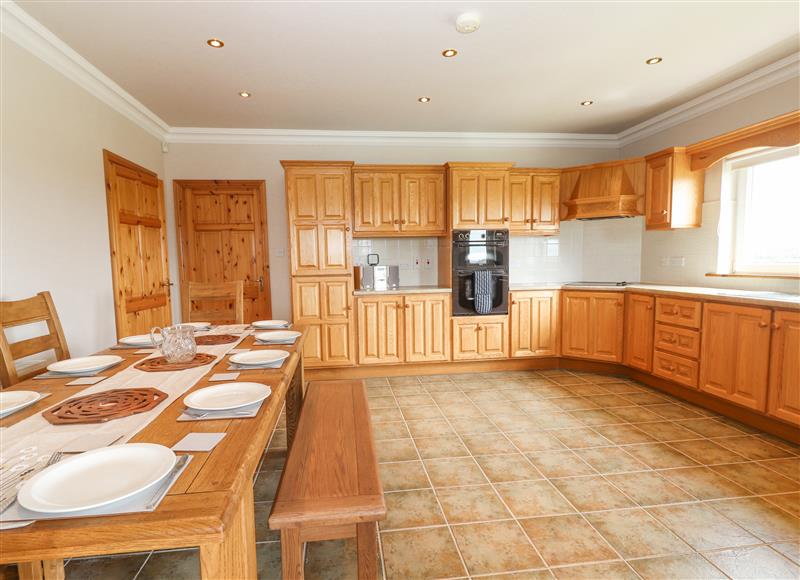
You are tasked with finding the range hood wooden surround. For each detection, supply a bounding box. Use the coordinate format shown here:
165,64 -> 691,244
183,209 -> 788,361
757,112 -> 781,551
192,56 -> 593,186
560,158 -> 646,220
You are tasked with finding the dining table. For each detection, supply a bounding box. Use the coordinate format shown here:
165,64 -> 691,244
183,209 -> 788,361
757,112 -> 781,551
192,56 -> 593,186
0,325 -> 306,580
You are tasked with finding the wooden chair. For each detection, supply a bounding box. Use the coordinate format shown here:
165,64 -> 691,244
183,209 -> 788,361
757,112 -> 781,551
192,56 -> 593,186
182,281 -> 244,325
0,291 -> 70,388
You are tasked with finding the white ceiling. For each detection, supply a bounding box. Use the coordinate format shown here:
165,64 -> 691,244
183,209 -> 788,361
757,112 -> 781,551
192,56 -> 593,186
16,1 -> 800,133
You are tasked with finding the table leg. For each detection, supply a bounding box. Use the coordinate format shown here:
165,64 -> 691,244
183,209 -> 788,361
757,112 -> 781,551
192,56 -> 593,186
285,363 -> 303,449
16,560 -> 64,580
199,486 -> 257,579
356,522 -> 377,580
280,528 -> 304,580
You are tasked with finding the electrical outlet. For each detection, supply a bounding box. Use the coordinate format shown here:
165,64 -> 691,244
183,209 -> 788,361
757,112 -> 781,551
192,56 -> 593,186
413,257 -> 421,270
669,256 -> 686,267
423,258 -> 432,270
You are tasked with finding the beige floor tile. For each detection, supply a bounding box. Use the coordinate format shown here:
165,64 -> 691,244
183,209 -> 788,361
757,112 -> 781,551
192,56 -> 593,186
377,438 -> 419,463
452,520 -> 545,575
646,403 -> 703,420
566,384 -> 610,397
368,396 -> 398,409
658,466 -> 751,500
584,394 -> 635,408
462,432 -> 518,455
439,401 -> 485,418
549,375 -> 589,386
492,414 -> 541,433
379,461 -> 430,491
703,545 -> 799,580
365,377 -> 390,387
380,489 -> 445,530
372,421 -> 411,441
305,538 -> 383,580
667,439 -> 748,465
533,412 -> 584,429
449,416 -> 500,435
712,462 -> 799,495
520,514 -> 616,566
66,553 -> 150,579
648,503 -> 758,551
437,484 -> 512,524
623,443 -> 699,469
399,405 -> 443,421
395,393 -> 435,407
380,527 -> 467,579
255,542 -> 281,578
254,470 -> 281,502
254,502 -> 280,542
388,376 -> 421,386
552,427 -> 612,449
587,507 -> 689,558
406,418 -> 455,438
417,374 -> 453,383
635,421 -> 701,442
765,492 -> 800,518
367,386 -> 393,397
370,406 -> 404,422
476,453 -> 543,483
629,553 -> 726,579
260,449 -> 286,471
771,540 -> 800,565
431,391 -> 471,404
575,446 -> 650,474
495,480 -> 575,518
552,561 -> 638,579
677,418 -> 747,438
553,476 -> 635,512
502,389 -> 543,402
507,431 -> 567,453
716,435 -> 796,461
414,435 -> 469,459
477,400 -> 525,416
137,549 -> 201,580
550,397 -> 598,411
515,400 -> 562,415
761,458 -> 800,483
269,429 -> 287,450
710,497 -> 800,542
423,382 -> 461,393
424,457 -> 488,487
601,381 -> 642,393
593,424 -> 655,445
605,471 -> 693,506
526,450 -> 597,478
609,406 -> 664,423
568,409 -> 624,427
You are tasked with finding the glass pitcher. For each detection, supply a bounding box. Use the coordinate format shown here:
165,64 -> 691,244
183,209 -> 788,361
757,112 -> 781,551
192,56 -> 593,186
150,324 -> 197,363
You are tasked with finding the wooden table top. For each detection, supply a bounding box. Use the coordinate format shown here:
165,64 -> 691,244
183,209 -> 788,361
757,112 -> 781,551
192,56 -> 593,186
0,330 -> 305,563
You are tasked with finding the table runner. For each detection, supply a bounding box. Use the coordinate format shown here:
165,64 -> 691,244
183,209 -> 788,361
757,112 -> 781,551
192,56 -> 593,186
0,325 -> 249,461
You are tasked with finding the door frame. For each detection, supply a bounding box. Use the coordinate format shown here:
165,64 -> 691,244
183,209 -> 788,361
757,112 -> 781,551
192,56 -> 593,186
173,180 -> 272,321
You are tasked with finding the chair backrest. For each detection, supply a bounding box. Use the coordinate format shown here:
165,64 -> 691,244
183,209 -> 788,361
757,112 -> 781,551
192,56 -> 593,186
182,281 -> 244,325
0,291 -> 70,387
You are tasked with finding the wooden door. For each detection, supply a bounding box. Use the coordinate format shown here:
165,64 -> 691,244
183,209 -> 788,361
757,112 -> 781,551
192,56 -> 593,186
510,291 -> 559,357
645,154 -> 672,229
481,173 -> 509,227
103,150 -> 172,338
451,172 -> 481,228
354,173 -> 399,233
591,293 -> 625,362
531,174 -> 560,233
508,174 -> 532,232
405,294 -> 450,362
400,173 -> 446,234
561,292 -> 592,358
699,303 -> 771,411
767,310 -> 800,425
479,318 -> 509,358
452,318 -> 481,360
174,180 -> 271,323
624,293 -> 654,371
357,296 -> 404,365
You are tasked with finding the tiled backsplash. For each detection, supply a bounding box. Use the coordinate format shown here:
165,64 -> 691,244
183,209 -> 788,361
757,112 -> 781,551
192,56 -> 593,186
352,238 -> 439,286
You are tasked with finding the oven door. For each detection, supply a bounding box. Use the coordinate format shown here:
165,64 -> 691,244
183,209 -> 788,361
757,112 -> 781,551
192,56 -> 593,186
453,269 -> 509,316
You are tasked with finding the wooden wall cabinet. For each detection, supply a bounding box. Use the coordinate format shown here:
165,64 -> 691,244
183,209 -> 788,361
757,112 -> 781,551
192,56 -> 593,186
699,302 -> 771,412
448,164 -> 512,229
560,159 -> 645,220
353,172 -> 400,234
509,291 -> 559,357
452,315 -> 509,360
509,172 -> 560,234
645,147 -> 704,230
624,293 -> 654,372
767,310 -> 800,425
561,291 -> 624,362
292,276 -> 355,367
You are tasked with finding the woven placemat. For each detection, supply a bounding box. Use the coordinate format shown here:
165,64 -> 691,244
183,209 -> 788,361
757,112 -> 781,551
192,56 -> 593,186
135,353 -> 216,372
195,334 -> 239,346
43,388 -> 168,425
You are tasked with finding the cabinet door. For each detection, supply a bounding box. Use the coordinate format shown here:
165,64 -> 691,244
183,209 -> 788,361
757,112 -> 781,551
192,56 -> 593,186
286,168 -> 350,222
301,323 -> 323,366
481,173 -> 509,227
317,172 -> 350,221
561,292 -> 592,358
292,278 -> 322,321
590,293 -> 625,362
510,291 -> 559,357
358,296 -> 404,365
405,294 -> 450,362
321,277 -> 352,320
699,303 -> 771,411
452,318 -> 481,360
286,171 -> 320,221
624,293 -> 654,371
532,174 -> 560,233
451,172 -> 481,228
291,224 -> 321,275
508,174 -> 532,231
323,323 -> 353,366
319,223 -> 351,274
768,310 -> 800,425
645,154 -> 672,229
480,319 -> 509,358
354,173 -> 399,233
400,174 -> 446,234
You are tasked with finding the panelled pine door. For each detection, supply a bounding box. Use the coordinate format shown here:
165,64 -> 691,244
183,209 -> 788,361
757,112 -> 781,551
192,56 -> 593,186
103,150 -> 172,338
174,180 -> 272,322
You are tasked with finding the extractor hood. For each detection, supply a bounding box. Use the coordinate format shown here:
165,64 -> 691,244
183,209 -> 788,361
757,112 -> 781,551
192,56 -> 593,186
561,158 -> 646,220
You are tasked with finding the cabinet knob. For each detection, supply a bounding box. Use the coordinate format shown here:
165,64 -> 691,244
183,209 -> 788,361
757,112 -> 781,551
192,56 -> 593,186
345,227 -> 351,232
476,325 -> 482,331
394,220 -> 400,224
646,305 -> 653,310
771,323 -> 782,330
511,300 -> 517,305
404,304 -> 410,309
402,220 -> 407,224
661,210 -> 668,215
672,308 -> 679,315
502,217 -> 509,222
532,218 -> 538,223
758,322 -> 768,328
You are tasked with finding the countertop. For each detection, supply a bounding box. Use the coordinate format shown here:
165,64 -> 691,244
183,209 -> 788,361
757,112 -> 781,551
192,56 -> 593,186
353,286 -> 452,296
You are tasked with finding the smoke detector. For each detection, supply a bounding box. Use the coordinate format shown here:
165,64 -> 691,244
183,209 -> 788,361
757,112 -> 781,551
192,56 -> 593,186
455,12 -> 481,34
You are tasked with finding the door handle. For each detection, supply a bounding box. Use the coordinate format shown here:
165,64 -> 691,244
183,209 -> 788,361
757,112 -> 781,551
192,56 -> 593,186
160,280 -> 173,297
257,276 -> 264,291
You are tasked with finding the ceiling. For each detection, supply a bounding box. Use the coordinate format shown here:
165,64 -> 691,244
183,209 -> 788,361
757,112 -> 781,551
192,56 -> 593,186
16,1 -> 800,134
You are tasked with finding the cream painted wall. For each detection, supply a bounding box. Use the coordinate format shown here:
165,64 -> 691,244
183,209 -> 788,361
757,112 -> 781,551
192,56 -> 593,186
0,37 -> 165,357
621,78 -> 800,294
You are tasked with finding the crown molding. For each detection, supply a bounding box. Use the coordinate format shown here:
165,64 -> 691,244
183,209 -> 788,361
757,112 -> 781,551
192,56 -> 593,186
0,1 -> 169,140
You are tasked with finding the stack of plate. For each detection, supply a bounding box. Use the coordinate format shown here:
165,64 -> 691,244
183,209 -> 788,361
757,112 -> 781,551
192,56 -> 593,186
254,330 -> 301,345
46,355 -> 123,376
251,320 -> 290,330
0,391 -> 42,418
229,350 -> 290,369
184,382 -> 272,413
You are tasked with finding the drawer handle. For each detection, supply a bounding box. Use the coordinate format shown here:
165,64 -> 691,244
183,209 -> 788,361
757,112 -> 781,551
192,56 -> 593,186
646,305 -> 653,310
672,308 -> 679,315
758,322 -> 768,328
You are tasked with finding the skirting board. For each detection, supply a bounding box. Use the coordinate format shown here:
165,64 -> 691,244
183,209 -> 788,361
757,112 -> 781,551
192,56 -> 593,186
306,358 -> 800,444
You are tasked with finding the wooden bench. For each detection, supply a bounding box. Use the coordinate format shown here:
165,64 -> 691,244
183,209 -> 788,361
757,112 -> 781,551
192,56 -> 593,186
269,380 -> 386,579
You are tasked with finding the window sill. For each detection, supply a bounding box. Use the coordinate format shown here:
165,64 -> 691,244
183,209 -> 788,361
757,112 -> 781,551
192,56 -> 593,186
706,272 -> 800,280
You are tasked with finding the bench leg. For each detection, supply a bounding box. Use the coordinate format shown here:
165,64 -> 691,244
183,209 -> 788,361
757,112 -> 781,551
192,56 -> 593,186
356,522 -> 377,580
281,528 -> 304,579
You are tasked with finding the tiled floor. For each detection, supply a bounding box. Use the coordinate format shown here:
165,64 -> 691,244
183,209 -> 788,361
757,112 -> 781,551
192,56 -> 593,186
60,370 -> 800,579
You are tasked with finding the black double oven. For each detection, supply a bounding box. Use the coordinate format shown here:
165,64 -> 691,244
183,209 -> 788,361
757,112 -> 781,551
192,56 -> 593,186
452,229 -> 509,316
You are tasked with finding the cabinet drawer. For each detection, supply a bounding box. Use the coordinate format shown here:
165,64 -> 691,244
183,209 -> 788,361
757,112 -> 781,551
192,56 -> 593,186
655,297 -> 702,329
654,323 -> 701,359
653,351 -> 699,389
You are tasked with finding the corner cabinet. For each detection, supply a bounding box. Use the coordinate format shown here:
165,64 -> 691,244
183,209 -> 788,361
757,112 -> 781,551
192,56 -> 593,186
452,315 -> 509,360
645,147 -> 704,230
448,163 -> 512,229
561,291 -> 624,362
624,293 -> 654,372
509,171 -> 560,234
767,310 -> 800,425
509,291 -> 559,357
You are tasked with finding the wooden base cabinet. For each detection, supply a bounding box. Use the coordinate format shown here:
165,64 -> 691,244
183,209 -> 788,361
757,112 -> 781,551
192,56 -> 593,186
699,302 -> 771,412
510,291 -> 559,357
452,316 -> 508,360
767,310 -> 800,425
405,294 -> 450,362
292,276 -> 354,367
357,295 -> 404,365
561,291 -> 624,362
624,293 -> 654,371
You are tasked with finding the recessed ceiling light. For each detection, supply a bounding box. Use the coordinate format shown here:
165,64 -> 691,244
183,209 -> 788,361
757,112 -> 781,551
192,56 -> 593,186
580,100 -> 594,106
646,56 -> 663,65
442,49 -> 458,58
206,38 -> 224,48
418,96 -> 431,103
455,12 -> 481,34
239,91 -> 252,98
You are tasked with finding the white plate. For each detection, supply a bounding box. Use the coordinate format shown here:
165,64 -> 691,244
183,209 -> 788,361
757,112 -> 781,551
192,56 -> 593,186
17,443 -> 176,514
46,355 -> 123,375
119,334 -> 162,347
229,350 -> 290,366
252,320 -> 290,329
183,322 -> 211,330
254,330 -> 301,343
0,391 -> 41,417
184,382 -> 272,411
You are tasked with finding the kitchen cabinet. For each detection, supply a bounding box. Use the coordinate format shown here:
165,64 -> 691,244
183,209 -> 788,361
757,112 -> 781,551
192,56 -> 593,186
509,291 -> 559,357
291,276 -> 354,367
448,163 -> 512,228
655,297 -> 702,329
452,315 -> 509,360
357,295 -> 404,365
624,293 -> 654,372
284,163 -> 351,222
645,147 -> 704,230
405,294 -> 450,362
509,172 -> 560,234
561,159 -> 645,220
767,310 -> 800,425
353,172 -> 400,233
699,302 -> 771,411
400,172 -> 446,234
561,291 -> 624,362
290,222 -> 351,276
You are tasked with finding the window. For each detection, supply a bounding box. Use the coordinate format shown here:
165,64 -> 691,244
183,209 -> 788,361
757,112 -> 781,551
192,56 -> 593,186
718,146 -> 800,276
